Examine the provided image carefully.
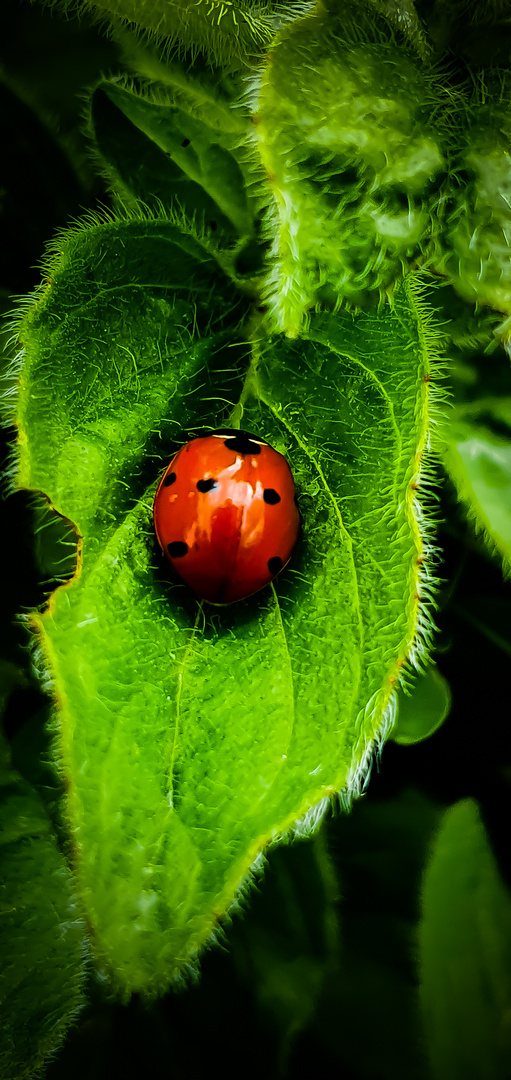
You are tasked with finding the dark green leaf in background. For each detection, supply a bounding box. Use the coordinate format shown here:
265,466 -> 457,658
391,664 -> 451,745
441,400 -> 511,576
90,82 -> 254,244
0,730 -> 86,1080
228,833 -> 341,1076
309,788 -> 442,1080
419,799 -> 511,1080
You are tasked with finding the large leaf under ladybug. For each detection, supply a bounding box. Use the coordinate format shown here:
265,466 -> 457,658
13,210 -> 439,996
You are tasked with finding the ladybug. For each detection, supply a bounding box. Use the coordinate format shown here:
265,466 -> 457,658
153,428 -> 300,604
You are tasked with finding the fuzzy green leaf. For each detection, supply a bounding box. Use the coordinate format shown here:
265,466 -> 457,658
14,205 -> 438,994
391,665 -> 451,745
0,731 -> 85,1080
419,799 -> 511,1080
441,400 -> 511,575
65,0 -> 286,69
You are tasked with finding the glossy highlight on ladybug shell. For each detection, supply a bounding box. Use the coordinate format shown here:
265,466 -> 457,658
153,428 -> 300,604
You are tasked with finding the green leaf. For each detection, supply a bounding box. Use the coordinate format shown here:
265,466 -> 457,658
419,799 -> 511,1080
252,2 -> 447,333
441,400 -> 511,575
391,665 -> 451,745
0,730 -> 86,1080
13,200 -> 439,995
91,82 -> 254,242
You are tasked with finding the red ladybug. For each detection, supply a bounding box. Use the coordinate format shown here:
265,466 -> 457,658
153,429 -> 300,604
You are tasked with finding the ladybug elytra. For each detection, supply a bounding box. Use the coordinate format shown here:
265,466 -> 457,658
153,429 -> 300,604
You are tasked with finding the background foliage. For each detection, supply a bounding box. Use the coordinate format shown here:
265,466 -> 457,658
1,1 -> 511,1078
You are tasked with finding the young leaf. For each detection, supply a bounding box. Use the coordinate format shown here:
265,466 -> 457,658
251,2 -> 447,333
419,799 -> 511,1080
0,730 -> 86,1080
13,200 -> 439,994
440,76 -> 511,342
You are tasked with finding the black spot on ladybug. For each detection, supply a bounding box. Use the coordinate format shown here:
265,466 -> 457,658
181,138 -> 190,147
263,488 -> 280,504
197,478 -> 217,493
168,541 -> 188,558
212,427 -> 266,445
222,431 -> 262,455
163,471 -> 177,487
268,556 -> 283,575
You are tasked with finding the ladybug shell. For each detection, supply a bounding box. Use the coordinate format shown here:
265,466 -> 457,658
153,429 -> 300,605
